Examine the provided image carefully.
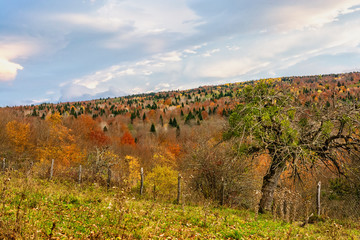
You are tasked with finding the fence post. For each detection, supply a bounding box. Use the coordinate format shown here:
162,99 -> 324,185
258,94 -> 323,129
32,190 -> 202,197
220,177 -> 225,206
27,161 -> 33,177
177,173 -> 182,204
140,167 -> 144,196
107,166 -> 112,189
153,183 -> 156,201
49,159 -> 54,180
78,165 -> 82,184
316,181 -> 321,216
2,158 -> 5,171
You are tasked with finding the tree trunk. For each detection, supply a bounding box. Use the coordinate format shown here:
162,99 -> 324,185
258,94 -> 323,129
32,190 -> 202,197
259,156 -> 286,213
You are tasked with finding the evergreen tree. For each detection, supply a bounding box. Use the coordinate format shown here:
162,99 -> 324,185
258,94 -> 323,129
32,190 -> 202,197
131,112 -> 136,124
150,123 -> 156,133
136,109 -> 140,118
143,112 -> 146,121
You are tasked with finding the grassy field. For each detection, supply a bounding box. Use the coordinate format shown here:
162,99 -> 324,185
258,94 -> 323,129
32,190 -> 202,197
1,172 -> 359,239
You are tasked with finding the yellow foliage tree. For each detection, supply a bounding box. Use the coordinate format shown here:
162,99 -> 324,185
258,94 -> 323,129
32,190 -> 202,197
125,155 -> 140,187
146,166 -> 178,201
6,120 -> 32,153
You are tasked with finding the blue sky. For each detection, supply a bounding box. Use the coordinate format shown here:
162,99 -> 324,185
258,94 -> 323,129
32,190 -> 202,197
1,0 -> 360,106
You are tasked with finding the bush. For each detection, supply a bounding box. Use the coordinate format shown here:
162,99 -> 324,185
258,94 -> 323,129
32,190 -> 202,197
181,139 -> 257,208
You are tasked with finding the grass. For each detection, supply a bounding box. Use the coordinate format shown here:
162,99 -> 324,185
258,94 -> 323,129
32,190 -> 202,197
1,172 -> 359,239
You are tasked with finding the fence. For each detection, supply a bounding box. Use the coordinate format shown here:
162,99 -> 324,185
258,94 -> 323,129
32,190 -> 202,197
2,157 -> 341,220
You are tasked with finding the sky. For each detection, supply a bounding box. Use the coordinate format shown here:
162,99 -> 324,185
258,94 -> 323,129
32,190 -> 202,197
1,0 -> 360,106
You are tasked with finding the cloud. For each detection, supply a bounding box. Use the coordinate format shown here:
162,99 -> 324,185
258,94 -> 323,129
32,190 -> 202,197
0,37 -> 45,82
2,0 -> 360,106
50,0 -> 202,45
60,84 -> 127,102
264,1 -> 360,31
71,67 -> 136,89
189,58 -> 270,78
154,51 -> 182,62
58,48 -> 190,100
202,48 -> 220,57
0,58 -> 24,82
59,9 -> 360,100
29,98 -> 50,104
189,0 -> 360,42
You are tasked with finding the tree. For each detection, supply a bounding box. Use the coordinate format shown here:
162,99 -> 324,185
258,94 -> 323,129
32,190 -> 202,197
37,112 -> 84,168
143,112 -> 146,121
126,155 -> 140,187
6,120 -> 32,154
225,80 -> 360,213
146,165 -> 178,201
121,131 -> 136,146
150,123 -> 156,133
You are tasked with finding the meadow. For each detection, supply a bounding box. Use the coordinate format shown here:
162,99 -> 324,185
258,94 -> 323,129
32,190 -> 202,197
1,171 -> 359,239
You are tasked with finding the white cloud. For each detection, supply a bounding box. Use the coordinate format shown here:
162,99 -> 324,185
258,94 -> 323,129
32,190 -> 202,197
0,38 -> 41,82
51,0 -> 202,36
59,47 -> 189,100
183,43 -> 208,54
184,49 -> 196,54
71,67 -> 136,89
154,51 -> 182,62
154,82 -> 171,91
193,59 -> 270,78
202,48 -> 220,57
60,11 -> 360,100
0,58 -> 24,82
226,45 -> 240,51
263,1 -> 360,32
45,0 -> 204,53
29,98 -> 50,104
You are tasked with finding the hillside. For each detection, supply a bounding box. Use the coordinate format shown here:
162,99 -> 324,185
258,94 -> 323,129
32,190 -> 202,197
1,72 -> 360,238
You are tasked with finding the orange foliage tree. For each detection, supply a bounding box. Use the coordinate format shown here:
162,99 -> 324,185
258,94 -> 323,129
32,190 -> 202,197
37,113 -> 84,168
121,131 -> 136,146
6,120 -> 32,154
75,115 -> 110,147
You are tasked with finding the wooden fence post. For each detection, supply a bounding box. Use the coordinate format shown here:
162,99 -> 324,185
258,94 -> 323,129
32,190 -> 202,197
27,161 -> 33,176
177,173 -> 182,204
49,159 -> 54,180
316,181 -> 321,216
220,177 -> 225,206
140,167 -> 144,196
153,183 -> 156,201
2,158 -> 5,171
78,165 -> 82,184
107,166 -> 112,189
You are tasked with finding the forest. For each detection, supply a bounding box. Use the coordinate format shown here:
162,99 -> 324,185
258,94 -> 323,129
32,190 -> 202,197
1,72 -> 360,238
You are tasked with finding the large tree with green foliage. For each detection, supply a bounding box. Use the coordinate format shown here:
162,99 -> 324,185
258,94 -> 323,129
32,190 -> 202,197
225,80 -> 360,213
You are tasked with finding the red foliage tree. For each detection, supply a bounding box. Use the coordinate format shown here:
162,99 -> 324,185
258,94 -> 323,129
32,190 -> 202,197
89,129 -> 111,146
120,131 -> 136,146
